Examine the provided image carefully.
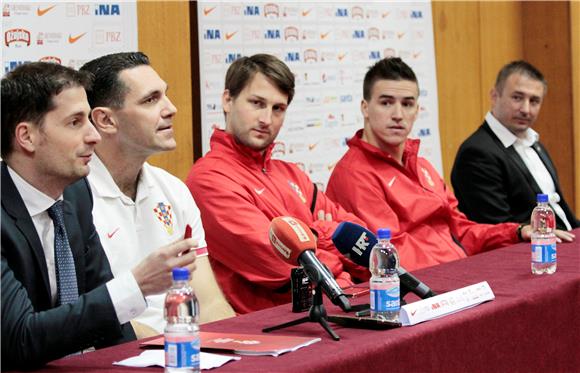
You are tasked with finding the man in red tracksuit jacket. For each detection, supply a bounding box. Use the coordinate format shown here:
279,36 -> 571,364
326,57 -> 567,272
186,54 -> 368,314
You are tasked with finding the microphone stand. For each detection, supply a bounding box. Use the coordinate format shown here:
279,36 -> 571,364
262,283 -> 340,341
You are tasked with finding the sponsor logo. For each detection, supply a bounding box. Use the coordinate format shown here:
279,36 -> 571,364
368,27 -> 380,40
382,11 -> 391,18
272,141 -> 286,157
225,52 -> 242,64
351,6 -> 364,19
5,29 -> 31,47
4,60 -> 30,73
36,32 -> 62,45
282,217 -> 310,242
320,31 -> 331,40
3,4 -> 10,17
335,8 -> 348,17
254,188 -> 266,195
107,227 -> 120,239
288,181 -> 307,203
95,4 -> 120,16
264,29 -> 281,40
264,3 -> 279,18
39,56 -> 62,64
204,29 -> 221,40
94,30 -> 121,44
282,5 -> 299,18
243,5 -> 259,16
420,167 -> 435,187
153,202 -> 174,235
285,51 -> 300,62
203,6 -> 216,16
387,176 -> 397,188
411,10 -> 423,19
304,48 -> 318,63
284,26 -> 299,41
269,229 -> 291,259
66,4 -> 90,16
301,8 -> 313,17
397,32 -> 406,39
223,5 -> 242,17
369,50 -> 381,60
68,32 -> 86,44
353,231 -> 370,256
384,48 -> 397,58
340,94 -> 352,103
417,128 -> 431,137
37,5 -> 56,16
352,29 -> 365,39
225,31 -> 237,40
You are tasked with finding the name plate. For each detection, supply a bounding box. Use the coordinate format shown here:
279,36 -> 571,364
399,281 -> 495,326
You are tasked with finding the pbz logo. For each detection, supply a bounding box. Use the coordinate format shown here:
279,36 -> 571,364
95,4 -> 120,15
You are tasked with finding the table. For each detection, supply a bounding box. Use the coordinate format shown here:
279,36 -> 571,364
18,229 -> 580,373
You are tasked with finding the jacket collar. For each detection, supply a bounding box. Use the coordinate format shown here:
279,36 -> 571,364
347,129 -> 420,169
210,129 -> 274,170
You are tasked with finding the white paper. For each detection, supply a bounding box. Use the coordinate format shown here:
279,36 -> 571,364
399,281 -> 495,326
113,350 -> 240,370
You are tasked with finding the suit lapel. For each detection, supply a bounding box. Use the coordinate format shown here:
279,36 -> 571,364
532,142 -> 559,184
482,122 -> 543,194
1,163 -> 51,297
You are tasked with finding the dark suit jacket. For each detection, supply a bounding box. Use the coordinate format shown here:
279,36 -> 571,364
1,162 -> 135,370
451,122 -> 578,230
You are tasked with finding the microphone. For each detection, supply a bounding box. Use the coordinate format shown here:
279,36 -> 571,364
331,222 -> 437,299
269,216 -> 351,312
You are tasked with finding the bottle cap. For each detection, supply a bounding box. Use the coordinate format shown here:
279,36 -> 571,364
172,267 -> 189,281
377,228 -> 391,239
536,194 -> 548,203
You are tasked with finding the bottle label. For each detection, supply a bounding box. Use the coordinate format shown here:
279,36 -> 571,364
165,334 -> 200,369
370,279 -> 400,312
531,238 -> 557,264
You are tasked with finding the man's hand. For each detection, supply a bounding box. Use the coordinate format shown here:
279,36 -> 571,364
131,238 -> 198,297
520,225 -> 575,243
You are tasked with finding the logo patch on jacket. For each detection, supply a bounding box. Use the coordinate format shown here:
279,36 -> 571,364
288,181 -> 307,203
420,167 -> 435,187
153,202 -> 174,235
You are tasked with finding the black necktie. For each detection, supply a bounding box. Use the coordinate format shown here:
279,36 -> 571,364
47,201 -> 79,305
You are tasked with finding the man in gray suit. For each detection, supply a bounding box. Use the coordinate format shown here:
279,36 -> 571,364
452,60 -> 578,232
1,62 -> 197,370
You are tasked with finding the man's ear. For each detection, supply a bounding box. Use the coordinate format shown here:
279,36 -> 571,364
490,88 -> 499,106
90,107 -> 117,134
14,122 -> 37,153
222,89 -> 233,115
360,99 -> 369,119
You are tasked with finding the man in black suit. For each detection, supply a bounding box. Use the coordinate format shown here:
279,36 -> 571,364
451,60 -> 578,231
1,62 -> 197,370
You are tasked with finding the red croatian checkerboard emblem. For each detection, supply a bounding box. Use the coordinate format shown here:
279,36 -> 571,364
153,202 -> 174,235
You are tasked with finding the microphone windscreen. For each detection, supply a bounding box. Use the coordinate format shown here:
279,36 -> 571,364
331,222 -> 376,267
269,216 -> 316,265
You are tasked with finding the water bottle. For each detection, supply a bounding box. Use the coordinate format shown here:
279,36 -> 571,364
164,268 -> 200,373
369,228 -> 400,322
531,194 -> 557,275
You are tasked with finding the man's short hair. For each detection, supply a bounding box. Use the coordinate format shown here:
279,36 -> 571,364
80,51 -> 150,109
363,57 -> 418,100
1,62 -> 91,159
225,54 -> 295,104
494,60 -> 547,95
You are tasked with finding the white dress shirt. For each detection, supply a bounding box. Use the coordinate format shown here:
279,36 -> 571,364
486,112 -> 572,230
7,166 -> 147,323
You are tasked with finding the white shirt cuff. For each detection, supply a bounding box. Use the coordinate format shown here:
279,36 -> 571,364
106,271 -> 147,325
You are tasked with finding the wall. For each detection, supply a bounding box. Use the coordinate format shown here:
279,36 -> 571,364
140,1 -> 577,212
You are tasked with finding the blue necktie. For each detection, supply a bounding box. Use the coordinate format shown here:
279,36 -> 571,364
48,201 -> 79,305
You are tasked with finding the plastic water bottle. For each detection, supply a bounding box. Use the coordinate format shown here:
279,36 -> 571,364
369,228 -> 400,322
531,194 -> 557,275
164,268 -> 200,373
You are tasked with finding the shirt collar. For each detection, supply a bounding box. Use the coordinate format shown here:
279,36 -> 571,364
88,154 -> 154,202
348,129 -> 420,168
486,111 -> 539,148
210,129 -> 274,169
7,165 -> 61,217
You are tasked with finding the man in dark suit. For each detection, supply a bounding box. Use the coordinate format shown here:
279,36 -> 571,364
451,60 -> 578,231
1,62 -> 197,370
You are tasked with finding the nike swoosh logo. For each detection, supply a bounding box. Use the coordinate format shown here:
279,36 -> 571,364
320,31 -> 331,39
37,5 -> 56,16
254,188 -> 265,195
203,6 -> 216,16
225,31 -> 237,40
388,176 -> 397,188
411,309 -> 417,316
68,32 -> 86,44
107,227 -> 120,239
302,9 -> 312,17
397,32 -> 406,39
337,53 -> 347,61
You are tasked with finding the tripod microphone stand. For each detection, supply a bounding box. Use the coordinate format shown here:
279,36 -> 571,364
262,283 -> 340,341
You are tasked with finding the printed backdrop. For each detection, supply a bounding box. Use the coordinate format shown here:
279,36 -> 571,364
197,1 -> 442,189
2,2 -> 137,74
